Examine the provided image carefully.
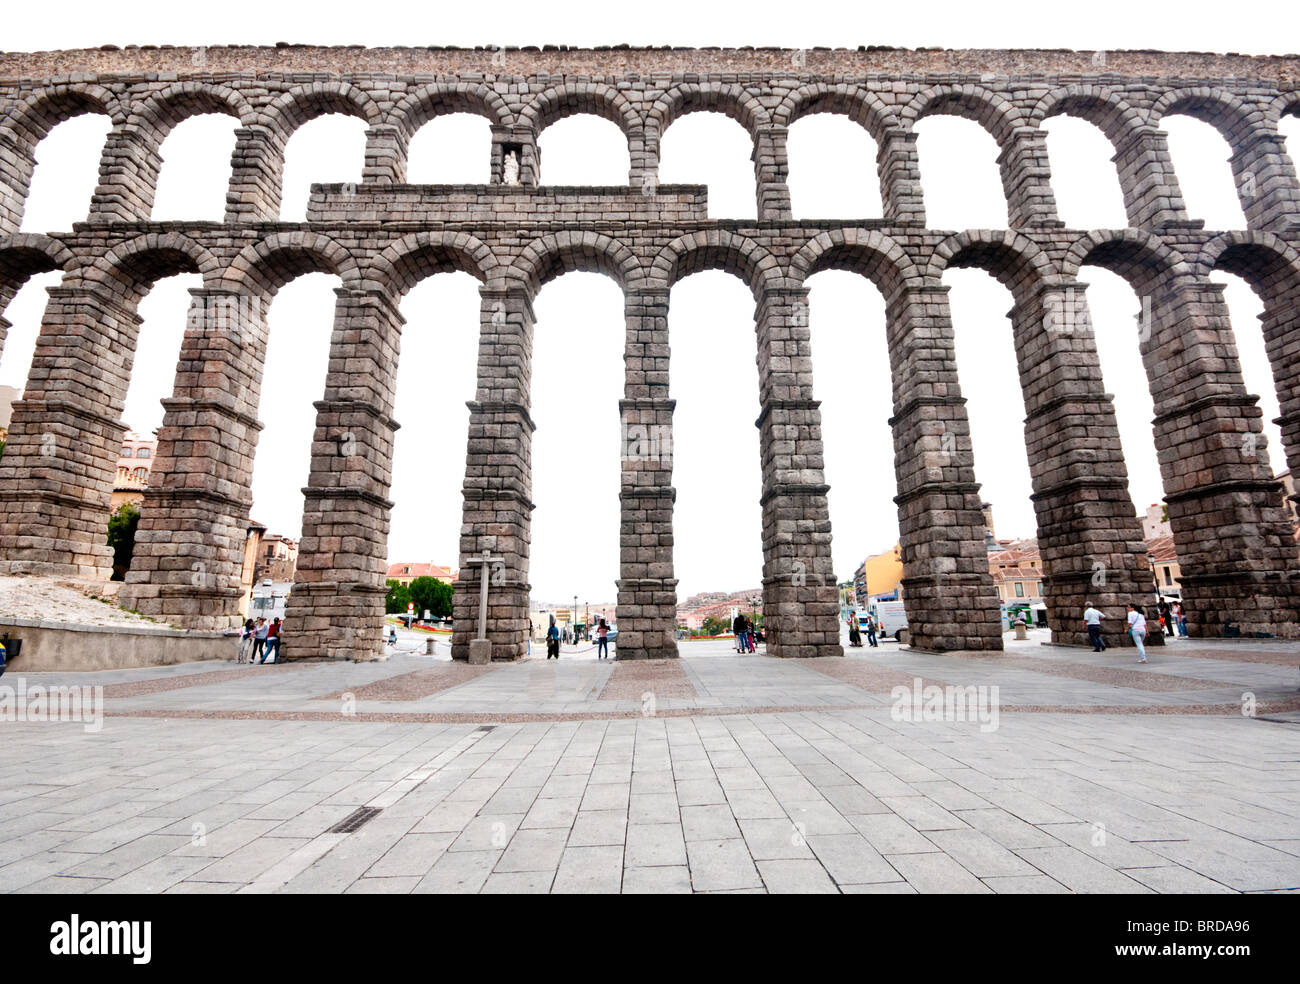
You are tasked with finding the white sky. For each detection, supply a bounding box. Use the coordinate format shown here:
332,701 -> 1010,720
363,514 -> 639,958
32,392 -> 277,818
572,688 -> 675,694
2,1 -> 1298,604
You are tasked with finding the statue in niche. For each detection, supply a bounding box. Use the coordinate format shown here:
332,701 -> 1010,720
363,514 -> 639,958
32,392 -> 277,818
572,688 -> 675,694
503,150 -> 520,186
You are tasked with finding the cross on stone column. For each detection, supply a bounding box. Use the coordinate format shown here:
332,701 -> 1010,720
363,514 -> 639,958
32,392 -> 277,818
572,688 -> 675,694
464,549 -> 497,664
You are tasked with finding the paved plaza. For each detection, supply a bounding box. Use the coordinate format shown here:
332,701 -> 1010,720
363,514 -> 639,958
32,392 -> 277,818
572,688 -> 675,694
2,635 -> 1300,894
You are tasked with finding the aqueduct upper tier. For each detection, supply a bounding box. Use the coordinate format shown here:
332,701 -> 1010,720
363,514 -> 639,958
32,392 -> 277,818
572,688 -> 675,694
1,44 -> 1299,661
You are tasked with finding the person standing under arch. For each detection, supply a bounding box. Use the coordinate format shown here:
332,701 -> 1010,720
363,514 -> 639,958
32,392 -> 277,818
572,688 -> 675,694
596,617 -> 610,659
546,614 -> 560,659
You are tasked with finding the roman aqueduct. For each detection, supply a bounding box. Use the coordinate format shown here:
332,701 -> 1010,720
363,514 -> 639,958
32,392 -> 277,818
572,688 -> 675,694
1,44 -> 1299,661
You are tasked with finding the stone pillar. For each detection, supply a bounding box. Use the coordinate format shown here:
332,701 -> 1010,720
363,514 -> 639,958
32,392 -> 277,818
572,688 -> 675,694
617,287 -> 678,659
88,124 -> 157,223
282,287 -> 404,660
998,126 -> 1063,228
1230,126 -> 1300,231
491,125 -> 539,187
118,288 -> 265,628
0,314 -> 10,365
363,123 -> 408,185
0,130 -> 36,235
1009,282 -> 1151,645
450,285 -> 534,662
1145,279 -> 1300,637
885,283 -> 1002,650
877,130 -> 926,226
754,125 -> 793,221
1112,125 -> 1193,229
755,287 -> 840,657
0,285 -> 140,578
224,125 -> 284,223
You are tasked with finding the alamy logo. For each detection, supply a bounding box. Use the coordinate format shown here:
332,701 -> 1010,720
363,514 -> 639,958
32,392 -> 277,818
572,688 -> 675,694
50,914 -> 151,964
0,680 -> 103,733
890,678 -> 1001,732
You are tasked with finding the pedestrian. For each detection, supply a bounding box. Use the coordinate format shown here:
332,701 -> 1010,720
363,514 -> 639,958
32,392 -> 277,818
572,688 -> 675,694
596,617 -> 610,659
388,625 -> 397,647
1083,601 -> 1107,652
0,635 -> 6,678
848,611 -> 862,648
1175,602 -> 1188,638
1126,603 -> 1148,663
745,615 -> 756,653
262,618 -> 282,663
546,614 -> 560,659
732,612 -> 746,653
866,613 -> 878,648
1158,598 -> 1173,637
237,618 -> 256,662
251,617 -> 268,663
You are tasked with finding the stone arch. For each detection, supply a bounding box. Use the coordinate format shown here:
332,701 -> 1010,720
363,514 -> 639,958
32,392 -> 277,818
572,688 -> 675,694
221,231 -> 358,297
902,83 -> 1026,145
1150,86 -> 1260,146
80,232 -> 218,307
127,81 -> 257,135
650,230 -> 783,298
1269,90 -> 1300,125
259,81 -> 381,140
0,234 -> 77,300
1197,230 -> 1300,296
789,228 -> 920,301
371,231 -> 498,296
520,81 -> 642,138
928,230 -> 1057,300
1032,86 -> 1146,149
1063,229 -> 1193,295
388,82 -> 514,139
0,84 -> 120,151
510,231 -> 645,295
647,82 -> 771,138
0,85 -> 120,234
774,83 -> 900,142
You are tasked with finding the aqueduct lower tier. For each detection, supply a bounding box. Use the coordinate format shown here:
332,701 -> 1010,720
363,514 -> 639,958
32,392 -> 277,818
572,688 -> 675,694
2,45 -> 1300,660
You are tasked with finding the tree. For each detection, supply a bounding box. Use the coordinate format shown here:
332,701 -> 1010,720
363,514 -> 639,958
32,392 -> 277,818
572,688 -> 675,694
106,502 -> 140,581
385,579 -> 412,615
408,576 -> 453,620
701,615 -> 730,637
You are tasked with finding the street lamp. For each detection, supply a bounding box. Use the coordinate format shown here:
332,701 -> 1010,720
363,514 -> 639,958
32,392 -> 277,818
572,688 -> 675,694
573,594 -> 578,641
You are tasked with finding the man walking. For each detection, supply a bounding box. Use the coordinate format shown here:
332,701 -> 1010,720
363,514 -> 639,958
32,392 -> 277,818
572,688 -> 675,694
1083,601 -> 1107,652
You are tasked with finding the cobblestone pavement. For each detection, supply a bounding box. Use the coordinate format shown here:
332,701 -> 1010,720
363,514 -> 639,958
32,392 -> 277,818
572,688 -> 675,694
2,636 -> 1299,894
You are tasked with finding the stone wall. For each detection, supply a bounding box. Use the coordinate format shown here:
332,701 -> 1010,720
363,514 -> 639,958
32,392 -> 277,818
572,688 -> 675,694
1,45 -> 1298,659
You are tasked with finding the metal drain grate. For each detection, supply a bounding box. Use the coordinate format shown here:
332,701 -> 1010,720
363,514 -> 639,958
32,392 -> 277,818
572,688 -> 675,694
476,725 -> 496,732
329,806 -> 383,833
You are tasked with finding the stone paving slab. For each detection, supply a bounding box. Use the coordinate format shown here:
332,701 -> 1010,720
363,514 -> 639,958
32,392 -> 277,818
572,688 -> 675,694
2,642 -> 1300,893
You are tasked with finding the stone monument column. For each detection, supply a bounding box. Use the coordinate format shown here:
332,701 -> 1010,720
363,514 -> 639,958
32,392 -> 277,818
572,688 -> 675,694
616,286 -> 678,659
1146,278 -> 1300,637
450,284 -> 535,662
754,286 -> 840,657
0,284 -> 140,578
885,282 -> 1003,650
283,285 -> 404,660
1009,280 -> 1151,645
118,287 -> 266,628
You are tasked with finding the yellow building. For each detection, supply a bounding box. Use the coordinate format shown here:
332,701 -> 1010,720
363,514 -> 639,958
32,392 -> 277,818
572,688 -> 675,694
854,543 -> 904,607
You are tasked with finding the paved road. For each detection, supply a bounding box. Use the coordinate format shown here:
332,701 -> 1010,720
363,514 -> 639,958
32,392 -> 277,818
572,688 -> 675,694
2,636 -> 1298,893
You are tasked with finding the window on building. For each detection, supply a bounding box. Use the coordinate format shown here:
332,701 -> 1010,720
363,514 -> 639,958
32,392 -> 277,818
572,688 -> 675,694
1015,582 -> 1024,597
136,448 -> 151,458
1164,566 -> 1172,586
133,467 -> 147,481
